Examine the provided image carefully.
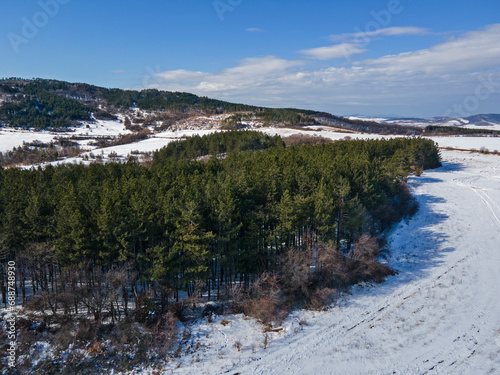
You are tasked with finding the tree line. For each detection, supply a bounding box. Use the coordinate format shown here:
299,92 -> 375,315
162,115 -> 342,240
424,125 -> 500,136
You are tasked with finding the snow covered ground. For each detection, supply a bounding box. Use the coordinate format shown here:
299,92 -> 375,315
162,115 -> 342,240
136,149 -> 500,375
429,136 -> 500,152
0,128 -> 58,153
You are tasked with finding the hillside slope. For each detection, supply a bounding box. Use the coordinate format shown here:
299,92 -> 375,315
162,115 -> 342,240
0,78 -> 315,129
0,78 -> 422,135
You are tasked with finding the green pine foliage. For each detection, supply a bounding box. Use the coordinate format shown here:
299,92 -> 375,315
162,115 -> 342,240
256,108 -> 318,126
152,130 -> 283,163
0,81 -> 92,129
0,132 -> 440,305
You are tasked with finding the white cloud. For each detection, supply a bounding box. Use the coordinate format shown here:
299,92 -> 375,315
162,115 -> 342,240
329,26 -> 430,43
299,43 -> 367,60
359,25 -> 500,75
156,69 -> 208,82
149,56 -> 303,96
146,25 -> 500,116
247,27 -> 264,32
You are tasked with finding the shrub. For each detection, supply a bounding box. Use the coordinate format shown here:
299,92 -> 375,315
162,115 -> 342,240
278,246 -> 313,304
74,319 -> 99,342
351,234 -> 378,261
314,239 -> 394,289
241,273 -> 286,325
282,134 -> 333,146
154,312 -> 178,355
233,340 -> 242,352
308,287 -> 338,310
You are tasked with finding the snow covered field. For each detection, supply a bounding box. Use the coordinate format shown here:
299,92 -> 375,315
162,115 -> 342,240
0,128 -> 58,153
138,150 -> 500,375
0,119 -> 133,153
429,136 -> 500,152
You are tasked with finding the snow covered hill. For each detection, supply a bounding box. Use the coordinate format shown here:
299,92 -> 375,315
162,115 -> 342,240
350,114 -> 500,131
144,149 -> 500,375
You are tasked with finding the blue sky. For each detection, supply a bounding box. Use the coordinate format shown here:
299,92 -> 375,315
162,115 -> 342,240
1,0 -> 499,117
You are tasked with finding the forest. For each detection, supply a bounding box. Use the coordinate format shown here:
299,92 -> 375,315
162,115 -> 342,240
424,125 -> 500,136
312,112 -> 423,135
0,89 -> 92,129
0,131 -> 440,305
0,131 -> 441,372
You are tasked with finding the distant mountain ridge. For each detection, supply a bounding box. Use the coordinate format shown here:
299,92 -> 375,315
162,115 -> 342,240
375,114 -> 500,128
465,114 -> 500,126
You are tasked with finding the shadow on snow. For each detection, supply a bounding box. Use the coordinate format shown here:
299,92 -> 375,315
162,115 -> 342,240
356,162 -> 463,301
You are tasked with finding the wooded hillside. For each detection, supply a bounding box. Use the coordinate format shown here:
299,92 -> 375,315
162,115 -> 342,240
0,78 -> 417,133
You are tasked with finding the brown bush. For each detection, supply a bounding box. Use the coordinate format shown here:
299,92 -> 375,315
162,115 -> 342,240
314,245 -> 346,287
52,320 -> 76,350
16,316 -> 41,357
237,273 -> 287,325
24,293 -> 48,315
278,246 -> 313,303
242,296 -> 283,325
351,234 -> 379,261
315,239 -> 394,288
154,312 -> 178,355
282,134 -> 333,147
113,317 -> 149,345
169,301 -> 186,322
229,238 -> 394,323
307,287 -> 338,310
74,319 -> 99,342
233,340 -> 242,352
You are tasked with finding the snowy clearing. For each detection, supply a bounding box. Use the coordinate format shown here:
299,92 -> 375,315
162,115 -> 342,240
0,128 -> 58,153
429,136 -> 500,152
139,149 -> 500,375
0,119 -> 132,153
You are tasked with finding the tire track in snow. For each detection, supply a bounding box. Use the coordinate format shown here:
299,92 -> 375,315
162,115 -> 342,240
453,175 -> 500,227
471,189 -> 500,227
